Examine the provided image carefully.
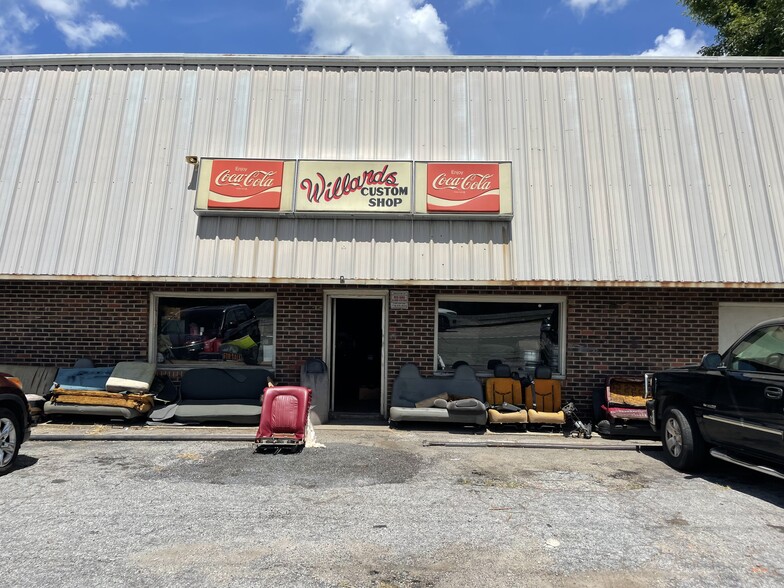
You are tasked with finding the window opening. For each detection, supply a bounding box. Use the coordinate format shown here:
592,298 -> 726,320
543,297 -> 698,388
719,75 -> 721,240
437,298 -> 563,376
155,295 -> 274,366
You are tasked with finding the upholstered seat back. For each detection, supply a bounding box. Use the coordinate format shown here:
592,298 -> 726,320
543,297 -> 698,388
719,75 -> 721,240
391,363 -> 483,408
527,378 -> 561,412
526,365 -> 565,425
485,364 -> 524,406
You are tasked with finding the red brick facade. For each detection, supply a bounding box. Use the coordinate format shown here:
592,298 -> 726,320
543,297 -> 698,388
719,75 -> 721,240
1,280 -> 783,415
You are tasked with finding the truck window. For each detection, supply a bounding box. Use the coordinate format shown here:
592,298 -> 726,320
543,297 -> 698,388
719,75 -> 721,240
726,326 -> 784,373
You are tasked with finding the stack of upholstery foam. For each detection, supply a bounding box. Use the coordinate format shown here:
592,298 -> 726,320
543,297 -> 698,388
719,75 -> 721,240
45,362 -> 157,420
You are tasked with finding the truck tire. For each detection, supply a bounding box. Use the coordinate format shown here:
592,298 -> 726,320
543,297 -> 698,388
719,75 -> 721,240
661,405 -> 706,472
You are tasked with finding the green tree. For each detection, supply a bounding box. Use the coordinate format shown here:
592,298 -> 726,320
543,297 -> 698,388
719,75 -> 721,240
679,0 -> 784,55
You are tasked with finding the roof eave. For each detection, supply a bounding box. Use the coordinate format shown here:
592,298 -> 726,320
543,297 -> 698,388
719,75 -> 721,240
1,53 -> 783,69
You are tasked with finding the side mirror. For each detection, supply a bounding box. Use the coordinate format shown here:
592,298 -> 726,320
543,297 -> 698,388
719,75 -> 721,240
700,352 -> 724,370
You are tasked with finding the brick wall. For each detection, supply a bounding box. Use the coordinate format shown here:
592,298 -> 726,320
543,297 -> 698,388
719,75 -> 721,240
274,284 -> 323,384
0,281 -> 149,366
1,279 -> 783,417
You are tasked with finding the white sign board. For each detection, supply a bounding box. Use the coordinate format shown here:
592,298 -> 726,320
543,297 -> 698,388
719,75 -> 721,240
390,290 -> 409,310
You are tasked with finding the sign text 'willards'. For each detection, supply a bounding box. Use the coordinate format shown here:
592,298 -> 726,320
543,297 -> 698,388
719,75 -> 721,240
300,165 -> 401,203
426,162 -> 500,213
208,159 -> 284,210
295,161 -> 413,213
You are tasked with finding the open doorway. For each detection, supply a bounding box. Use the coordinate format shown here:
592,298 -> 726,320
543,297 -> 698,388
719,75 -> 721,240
330,297 -> 384,415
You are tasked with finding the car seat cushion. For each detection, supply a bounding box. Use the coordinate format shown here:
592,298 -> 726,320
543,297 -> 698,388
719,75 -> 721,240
414,392 -> 449,408
446,398 -> 487,414
488,408 -> 528,424
527,409 -> 565,424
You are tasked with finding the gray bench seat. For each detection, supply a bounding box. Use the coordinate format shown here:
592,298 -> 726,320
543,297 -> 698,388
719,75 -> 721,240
389,363 -> 487,426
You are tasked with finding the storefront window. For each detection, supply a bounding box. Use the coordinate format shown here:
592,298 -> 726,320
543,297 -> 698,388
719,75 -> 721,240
437,298 -> 564,376
155,295 -> 274,366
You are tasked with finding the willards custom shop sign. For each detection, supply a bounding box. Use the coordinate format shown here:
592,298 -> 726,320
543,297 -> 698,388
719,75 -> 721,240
295,160 -> 413,213
194,158 -> 512,219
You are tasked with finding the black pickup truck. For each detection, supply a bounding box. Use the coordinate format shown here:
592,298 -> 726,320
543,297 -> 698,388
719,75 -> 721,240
646,317 -> 784,480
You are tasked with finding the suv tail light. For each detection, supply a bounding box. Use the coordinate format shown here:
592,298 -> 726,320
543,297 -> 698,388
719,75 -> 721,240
6,376 -> 23,390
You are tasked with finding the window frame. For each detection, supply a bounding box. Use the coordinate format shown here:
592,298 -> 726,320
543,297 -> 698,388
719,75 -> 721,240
149,291 -> 277,369
434,294 -> 567,377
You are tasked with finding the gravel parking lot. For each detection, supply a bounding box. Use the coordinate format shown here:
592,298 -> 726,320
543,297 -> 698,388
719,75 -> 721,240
2,425 -> 783,588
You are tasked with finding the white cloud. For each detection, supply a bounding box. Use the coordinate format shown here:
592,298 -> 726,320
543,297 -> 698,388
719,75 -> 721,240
0,3 -> 38,53
565,0 -> 628,14
31,0 -> 81,19
0,0 -> 126,52
641,28 -> 706,56
56,14 -> 123,48
462,0 -> 493,9
295,0 -> 451,56
108,0 -> 142,8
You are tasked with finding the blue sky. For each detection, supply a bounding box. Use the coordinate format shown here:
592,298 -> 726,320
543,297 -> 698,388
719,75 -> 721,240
0,0 -> 712,57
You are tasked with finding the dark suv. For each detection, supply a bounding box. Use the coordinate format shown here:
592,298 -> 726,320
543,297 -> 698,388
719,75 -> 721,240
646,317 -> 784,479
0,373 -> 32,476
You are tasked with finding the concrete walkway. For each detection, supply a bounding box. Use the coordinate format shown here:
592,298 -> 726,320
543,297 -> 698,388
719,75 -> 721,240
29,420 -> 661,450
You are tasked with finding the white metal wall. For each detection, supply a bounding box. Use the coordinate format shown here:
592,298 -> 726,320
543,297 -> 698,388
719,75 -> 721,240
1,55 -> 783,285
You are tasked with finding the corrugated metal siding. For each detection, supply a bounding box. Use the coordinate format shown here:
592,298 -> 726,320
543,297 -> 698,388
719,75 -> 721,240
1,56 -> 783,285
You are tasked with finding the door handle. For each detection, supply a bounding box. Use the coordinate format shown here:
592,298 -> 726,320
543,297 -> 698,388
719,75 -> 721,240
764,386 -> 783,399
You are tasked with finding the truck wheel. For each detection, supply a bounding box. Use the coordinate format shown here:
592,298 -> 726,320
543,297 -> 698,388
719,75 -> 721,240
0,408 -> 21,476
661,405 -> 706,472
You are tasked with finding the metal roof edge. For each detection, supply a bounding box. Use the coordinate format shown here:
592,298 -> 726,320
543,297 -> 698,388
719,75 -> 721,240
2,274 -> 784,289
1,53 -> 783,69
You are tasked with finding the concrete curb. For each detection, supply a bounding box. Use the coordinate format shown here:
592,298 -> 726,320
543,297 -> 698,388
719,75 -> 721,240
29,434 -> 258,442
423,439 -> 661,451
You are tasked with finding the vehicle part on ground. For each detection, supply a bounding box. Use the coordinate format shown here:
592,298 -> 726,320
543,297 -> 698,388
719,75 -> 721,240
562,402 -> 592,439
661,405 -> 706,472
594,376 -> 656,438
255,386 -> 312,452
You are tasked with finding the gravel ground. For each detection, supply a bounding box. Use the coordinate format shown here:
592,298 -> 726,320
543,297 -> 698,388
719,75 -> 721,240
2,426 -> 783,588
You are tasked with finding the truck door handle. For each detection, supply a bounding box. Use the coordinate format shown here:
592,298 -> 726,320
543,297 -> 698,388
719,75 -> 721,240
764,386 -> 783,399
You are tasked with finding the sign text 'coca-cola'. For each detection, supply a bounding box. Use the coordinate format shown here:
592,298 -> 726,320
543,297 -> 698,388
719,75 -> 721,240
207,159 -> 286,210
424,162 -> 501,213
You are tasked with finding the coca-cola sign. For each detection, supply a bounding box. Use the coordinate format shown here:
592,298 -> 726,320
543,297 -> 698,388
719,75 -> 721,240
425,162 -> 501,212
207,159 -> 285,210
295,160 -> 413,213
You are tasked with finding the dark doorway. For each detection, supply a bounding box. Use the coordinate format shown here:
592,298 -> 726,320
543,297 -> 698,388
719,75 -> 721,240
332,298 -> 383,414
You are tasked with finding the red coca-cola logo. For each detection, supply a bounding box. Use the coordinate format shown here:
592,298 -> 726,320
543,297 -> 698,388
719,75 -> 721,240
208,159 -> 284,210
426,162 -> 500,212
